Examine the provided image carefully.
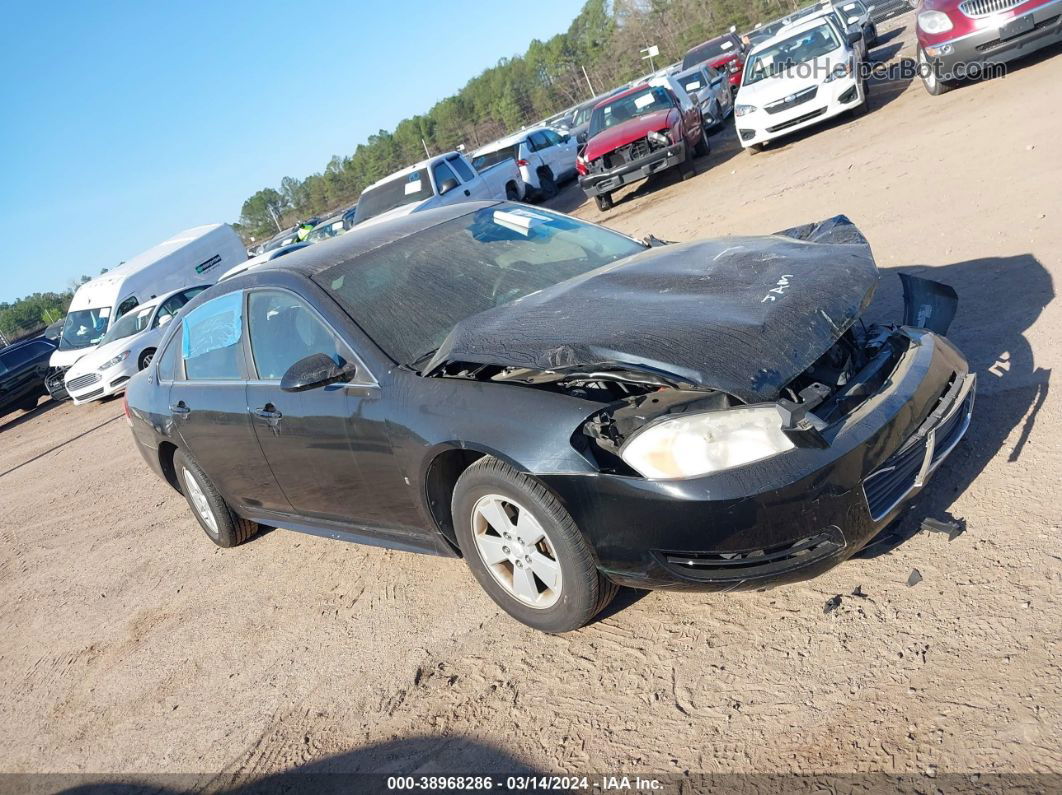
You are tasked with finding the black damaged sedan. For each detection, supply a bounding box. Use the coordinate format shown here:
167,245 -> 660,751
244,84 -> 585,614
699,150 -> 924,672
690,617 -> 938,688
125,203 -> 974,632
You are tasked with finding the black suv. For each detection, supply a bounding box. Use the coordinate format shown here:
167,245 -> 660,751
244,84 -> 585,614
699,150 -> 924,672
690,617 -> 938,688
0,336 -> 56,418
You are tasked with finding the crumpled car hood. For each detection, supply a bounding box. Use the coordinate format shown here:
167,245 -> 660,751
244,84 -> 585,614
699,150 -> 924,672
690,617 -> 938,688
428,215 -> 879,404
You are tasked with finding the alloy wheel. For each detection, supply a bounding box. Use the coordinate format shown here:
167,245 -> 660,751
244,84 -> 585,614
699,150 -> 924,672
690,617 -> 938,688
471,494 -> 562,609
182,467 -> 218,534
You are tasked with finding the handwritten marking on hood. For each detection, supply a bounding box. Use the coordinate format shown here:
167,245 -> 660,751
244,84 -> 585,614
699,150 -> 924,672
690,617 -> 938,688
761,274 -> 795,303
713,246 -> 745,262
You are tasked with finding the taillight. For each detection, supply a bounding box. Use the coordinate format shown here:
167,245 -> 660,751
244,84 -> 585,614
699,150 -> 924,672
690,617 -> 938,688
576,156 -> 588,176
729,60 -> 741,73
516,158 -> 529,167
122,394 -> 133,426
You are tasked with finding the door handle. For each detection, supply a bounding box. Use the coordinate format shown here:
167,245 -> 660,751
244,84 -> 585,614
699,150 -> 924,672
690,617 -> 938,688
252,406 -> 283,421
170,401 -> 191,415
463,189 -> 471,197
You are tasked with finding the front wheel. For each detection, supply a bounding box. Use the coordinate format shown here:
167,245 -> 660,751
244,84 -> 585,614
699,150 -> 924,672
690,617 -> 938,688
173,449 -> 258,548
452,457 -> 617,633
594,193 -> 613,212
505,182 -> 520,201
138,348 -> 156,370
694,128 -> 710,158
919,48 -> 955,96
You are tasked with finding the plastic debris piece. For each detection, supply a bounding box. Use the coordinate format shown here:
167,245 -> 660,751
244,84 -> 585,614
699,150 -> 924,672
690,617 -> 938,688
907,569 -> 923,587
851,585 -> 868,599
921,516 -> 965,541
824,595 -> 843,614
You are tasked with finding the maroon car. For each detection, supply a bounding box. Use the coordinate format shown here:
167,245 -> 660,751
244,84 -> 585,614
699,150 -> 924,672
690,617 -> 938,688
681,33 -> 747,93
576,84 -> 708,212
916,0 -> 1062,94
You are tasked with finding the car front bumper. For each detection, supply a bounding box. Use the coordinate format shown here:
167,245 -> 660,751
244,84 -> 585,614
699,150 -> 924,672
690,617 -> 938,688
737,75 -> 863,148
543,329 -> 974,592
923,0 -> 1062,79
66,363 -> 136,405
579,141 -> 687,198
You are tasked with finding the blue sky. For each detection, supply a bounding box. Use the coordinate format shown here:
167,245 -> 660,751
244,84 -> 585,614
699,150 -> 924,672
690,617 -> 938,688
0,0 -> 582,303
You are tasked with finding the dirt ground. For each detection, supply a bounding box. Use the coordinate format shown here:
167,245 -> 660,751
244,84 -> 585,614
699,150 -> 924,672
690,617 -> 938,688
2,18 -> 1060,787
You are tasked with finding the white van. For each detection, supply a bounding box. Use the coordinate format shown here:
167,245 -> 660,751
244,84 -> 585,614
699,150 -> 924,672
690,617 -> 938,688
49,224 -> 245,377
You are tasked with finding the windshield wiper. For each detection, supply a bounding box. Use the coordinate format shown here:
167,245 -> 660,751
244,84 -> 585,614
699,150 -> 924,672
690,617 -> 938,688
407,347 -> 440,374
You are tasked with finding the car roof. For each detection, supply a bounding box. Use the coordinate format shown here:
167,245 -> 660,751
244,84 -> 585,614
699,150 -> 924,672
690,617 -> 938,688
235,202 -> 502,281
476,126 -> 553,154
1,336 -> 55,354
593,83 -> 656,109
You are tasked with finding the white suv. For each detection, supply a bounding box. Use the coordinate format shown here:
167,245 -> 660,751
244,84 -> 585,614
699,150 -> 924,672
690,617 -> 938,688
472,127 -> 578,200
734,15 -> 867,152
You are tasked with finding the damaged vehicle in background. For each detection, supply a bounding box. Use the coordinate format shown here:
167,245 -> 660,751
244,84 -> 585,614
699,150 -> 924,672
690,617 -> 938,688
124,203 -> 974,634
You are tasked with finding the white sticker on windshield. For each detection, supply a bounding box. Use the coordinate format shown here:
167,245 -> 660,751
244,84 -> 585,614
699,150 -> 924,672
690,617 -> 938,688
404,179 -> 422,195
721,41 -> 734,50
634,93 -> 655,109
493,209 -> 550,236
99,307 -> 111,318
686,80 -> 701,90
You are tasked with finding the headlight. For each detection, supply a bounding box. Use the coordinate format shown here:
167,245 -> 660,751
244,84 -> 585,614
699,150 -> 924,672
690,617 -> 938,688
918,11 -> 953,35
735,104 -> 758,117
647,129 -> 670,147
824,59 -> 854,82
99,351 -> 130,371
620,406 -> 795,479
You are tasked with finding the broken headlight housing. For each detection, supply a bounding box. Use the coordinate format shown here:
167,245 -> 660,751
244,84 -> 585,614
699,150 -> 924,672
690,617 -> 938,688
735,104 -> 757,117
647,130 -> 670,147
620,406 -> 794,479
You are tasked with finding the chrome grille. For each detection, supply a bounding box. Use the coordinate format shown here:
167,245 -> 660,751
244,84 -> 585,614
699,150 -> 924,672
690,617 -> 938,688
959,0 -> 1025,18
67,372 -> 101,391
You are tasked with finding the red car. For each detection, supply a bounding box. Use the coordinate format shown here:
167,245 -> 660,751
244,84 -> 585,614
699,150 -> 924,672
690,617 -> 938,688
681,33 -> 746,93
577,84 -> 708,212
916,0 -> 1062,94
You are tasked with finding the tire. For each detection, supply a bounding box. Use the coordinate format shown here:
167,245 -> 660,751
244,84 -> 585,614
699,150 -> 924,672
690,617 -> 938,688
681,144 -> 696,180
850,83 -> 870,118
748,142 -> 766,154
537,169 -> 557,200
452,456 -> 618,633
505,182 -> 520,202
919,48 -> 955,96
138,348 -> 156,370
21,395 -> 40,412
693,128 -> 710,158
594,193 -> 613,212
173,448 -> 258,548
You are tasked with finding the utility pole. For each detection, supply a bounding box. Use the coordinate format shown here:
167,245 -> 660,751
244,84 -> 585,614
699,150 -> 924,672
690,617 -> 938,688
421,138 -> 431,158
581,65 -> 597,97
266,204 -> 282,233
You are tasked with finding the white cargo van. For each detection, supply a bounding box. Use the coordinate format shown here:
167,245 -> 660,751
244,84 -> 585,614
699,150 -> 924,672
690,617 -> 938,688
48,224 -> 245,378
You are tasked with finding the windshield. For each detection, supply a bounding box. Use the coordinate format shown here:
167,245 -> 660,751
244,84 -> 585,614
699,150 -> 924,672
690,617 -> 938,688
100,304 -> 153,344
355,168 -> 434,226
743,23 -> 841,85
572,104 -> 595,127
316,205 -> 645,367
682,35 -> 740,69
59,307 -> 111,350
840,1 -> 867,18
471,144 -> 519,172
308,219 -> 344,242
678,70 -> 711,95
589,87 -> 674,138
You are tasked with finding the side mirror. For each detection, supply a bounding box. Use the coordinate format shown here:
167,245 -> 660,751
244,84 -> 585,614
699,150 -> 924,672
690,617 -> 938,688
560,134 -> 571,143
281,353 -> 354,392
847,31 -> 863,46
157,313 -> 173,327
438,178 -> 459,195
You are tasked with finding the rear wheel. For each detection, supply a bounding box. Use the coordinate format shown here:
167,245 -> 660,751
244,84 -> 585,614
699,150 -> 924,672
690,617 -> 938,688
594,193 -> 613,212
138,348 -> 156,370
919,48 -> 955,96
173,449 -> 258,548
452,457 -> 617,633
537,168 -> 557,200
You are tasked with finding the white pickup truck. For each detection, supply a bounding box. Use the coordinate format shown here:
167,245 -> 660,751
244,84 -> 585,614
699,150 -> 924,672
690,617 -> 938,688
354,152 -> 525,228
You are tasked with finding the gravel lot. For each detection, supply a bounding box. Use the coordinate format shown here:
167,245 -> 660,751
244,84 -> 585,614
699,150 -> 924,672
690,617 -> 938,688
2,20 -> 1060,785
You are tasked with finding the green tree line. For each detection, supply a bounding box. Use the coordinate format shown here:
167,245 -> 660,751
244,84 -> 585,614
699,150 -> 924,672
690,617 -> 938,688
238,0 -> 802,240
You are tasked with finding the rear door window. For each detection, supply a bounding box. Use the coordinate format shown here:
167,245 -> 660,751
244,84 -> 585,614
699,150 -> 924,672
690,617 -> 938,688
180,292 -> 245,381
156,325 -> 181,381
447,155 -> 476,183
